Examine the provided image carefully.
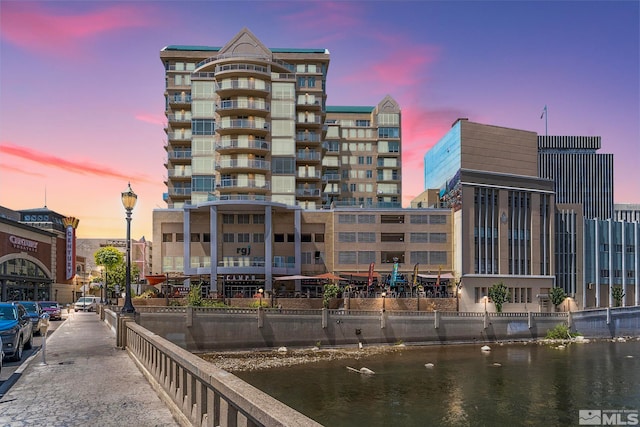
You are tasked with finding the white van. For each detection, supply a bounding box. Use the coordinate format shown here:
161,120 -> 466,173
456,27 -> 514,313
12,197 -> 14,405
74,296 -> 100,312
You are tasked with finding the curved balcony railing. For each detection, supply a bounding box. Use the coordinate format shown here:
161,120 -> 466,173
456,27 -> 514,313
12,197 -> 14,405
297,116 -> 323,125
216,139 -> 270,151
296,134 -> 321,143
215,63 -> 269,75
207,194 -> 270,202
296,188 -> 321,197
167,170 -> 192,178
167,151 -> 191,160
217,80 -> 271,93
166,114 -> 191,123
296,152 -> 321,161
218,100 -> 270,112
169,94 -> 192,104
217,159 -> 270,170
322,173 -> 341,182
216,179 -> 270,190
297,171 -> 322,179
218,120 -> 270,131
195,53 -> 293,73
167,188 -> 192,196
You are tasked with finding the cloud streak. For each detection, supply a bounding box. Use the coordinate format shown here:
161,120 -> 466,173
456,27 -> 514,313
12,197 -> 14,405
0,3 -> 155,57
0,143 -> 154,183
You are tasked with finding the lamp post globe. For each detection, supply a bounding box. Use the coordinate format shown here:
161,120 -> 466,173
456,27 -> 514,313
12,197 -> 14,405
121,183 -> 137,314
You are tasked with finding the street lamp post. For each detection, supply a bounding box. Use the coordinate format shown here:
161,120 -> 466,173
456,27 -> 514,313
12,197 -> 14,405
381,291 -> 387,312
121,183 -> 137,314
258,288 -> 264,307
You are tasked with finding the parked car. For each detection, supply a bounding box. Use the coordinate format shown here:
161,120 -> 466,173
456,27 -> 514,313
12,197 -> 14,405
0,302 -> 33,362
74,296 -> 100,312
39,301 -> 62,321
14,301 -> 45,336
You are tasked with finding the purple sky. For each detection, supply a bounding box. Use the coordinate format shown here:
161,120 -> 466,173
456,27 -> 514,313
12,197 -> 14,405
1,1 -> 638,239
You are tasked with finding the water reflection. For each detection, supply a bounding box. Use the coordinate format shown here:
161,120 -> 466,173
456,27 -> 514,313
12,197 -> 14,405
236,341 -> 640,426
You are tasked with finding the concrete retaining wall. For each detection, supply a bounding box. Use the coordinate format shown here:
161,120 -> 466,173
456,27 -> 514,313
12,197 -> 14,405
135,307 -> 570,351
570,306 -> 640,337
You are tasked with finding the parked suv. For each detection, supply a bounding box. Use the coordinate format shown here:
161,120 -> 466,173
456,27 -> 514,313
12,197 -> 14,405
14,301 -> 45,336
74,296 -> 100,312
0,302 -> 33,362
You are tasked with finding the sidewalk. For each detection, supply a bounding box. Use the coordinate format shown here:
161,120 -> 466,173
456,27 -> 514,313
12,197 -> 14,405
0,311 -> 179,426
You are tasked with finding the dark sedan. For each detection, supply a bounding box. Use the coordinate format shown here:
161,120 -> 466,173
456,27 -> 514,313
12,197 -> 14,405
39,301 -> 62,321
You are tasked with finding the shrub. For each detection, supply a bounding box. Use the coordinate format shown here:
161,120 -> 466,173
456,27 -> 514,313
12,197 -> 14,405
545,323 -> 578,340
488,282 -> 510,313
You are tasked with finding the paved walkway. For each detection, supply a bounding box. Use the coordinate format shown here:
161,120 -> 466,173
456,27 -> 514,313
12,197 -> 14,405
0,311 -> 179,427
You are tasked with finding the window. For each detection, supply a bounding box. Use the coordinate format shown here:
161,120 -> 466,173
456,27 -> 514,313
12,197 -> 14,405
301,234 -> 312,242
378,127 -> 399,138
410,251 -> 429,264
203,233 -> 210,242
274,234 -> 285,242
176,233 -> 184,242
190,233 -> 201,242
238,214 -> 250,224
272,157 -> 296,174
223,214 -> 234,224
430,251 -> 447,264
315,233 -> 325,242
338,232 -> 356,243
430,215 -> 447,224
192,176 -> 214,192
430,233 -> 447,243
287,233 -> 295,242
381,233 -> 404,242
253,214 -> 265,224
410,215 -> 429,224
338,214 -> 356,224
238,233 -> 250,243
358,251 -> 375,264
301,252 -> 312,264
410,233 -> 429,243
192,119 -> 215,135
358,232 -> 376,243
253,233 -> 265,243
162,233 -> 173,243
338,251 -> 357,264
223,233 -> 234,243
358,215 -> 375,224
388,141 -> 400,152
356,120 -> 370,127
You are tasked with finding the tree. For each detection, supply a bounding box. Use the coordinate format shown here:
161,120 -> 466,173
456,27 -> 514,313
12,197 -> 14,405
323,283 -> 340,308
94,247 -> 123,298
488,282 -> 510,313
549,287 -> 567,311
612,286 -> 625,307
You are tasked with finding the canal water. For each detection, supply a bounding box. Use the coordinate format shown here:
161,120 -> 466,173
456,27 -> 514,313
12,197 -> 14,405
235,340 -> 640,426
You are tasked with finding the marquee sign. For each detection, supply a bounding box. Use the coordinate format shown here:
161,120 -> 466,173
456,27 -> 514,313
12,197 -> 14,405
9,235 -> 39,252
63,217 -> 80,281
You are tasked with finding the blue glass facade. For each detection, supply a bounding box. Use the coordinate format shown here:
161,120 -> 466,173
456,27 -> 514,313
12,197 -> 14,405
423,122 -> 461,191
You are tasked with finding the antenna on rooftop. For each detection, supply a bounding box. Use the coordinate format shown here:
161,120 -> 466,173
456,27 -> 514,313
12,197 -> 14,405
44,186 -> 47,208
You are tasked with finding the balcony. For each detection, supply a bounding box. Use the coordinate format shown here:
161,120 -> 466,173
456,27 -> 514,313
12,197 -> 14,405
216,80 -> 271,95
216,139 -> 270,152
296,133 -> 322,143
166,151 -> 192,165
296,151 -> 321,162
167,114 -> 191,125
167,188 -> 192,197
296,188 -> 321,197
168,94 -> 192,106
167,170 -> 192,178
218,100 -> 270,115
214,63 -> 270,78
297,170 -> 322,179
217,179 -> 270,191
297,98 -> 322,110
217,159 -> 270,171
297,116 -> 324,127
217,120 -> 270,135
322,173 -> 341,182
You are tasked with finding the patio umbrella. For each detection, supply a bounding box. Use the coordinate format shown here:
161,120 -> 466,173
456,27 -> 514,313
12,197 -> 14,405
313,273 -> 345,282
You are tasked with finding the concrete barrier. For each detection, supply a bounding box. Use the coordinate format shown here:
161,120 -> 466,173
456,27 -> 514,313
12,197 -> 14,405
123,319 -> 322,427
571,306 -> 640,337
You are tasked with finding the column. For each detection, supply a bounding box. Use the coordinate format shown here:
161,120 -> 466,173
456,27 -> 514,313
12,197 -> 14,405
265,206 -> 273,292
210,205 -> 218,294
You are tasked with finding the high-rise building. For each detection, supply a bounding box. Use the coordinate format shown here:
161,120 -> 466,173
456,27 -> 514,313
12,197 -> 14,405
160,28 -> 401,210
538,136 -> 614,220
423,119 -> 556,311
614,204 -> 640,223
584,218 -> 639,307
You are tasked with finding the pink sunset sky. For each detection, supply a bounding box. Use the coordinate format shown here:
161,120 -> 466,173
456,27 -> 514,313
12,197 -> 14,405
1,1 -> 638,240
